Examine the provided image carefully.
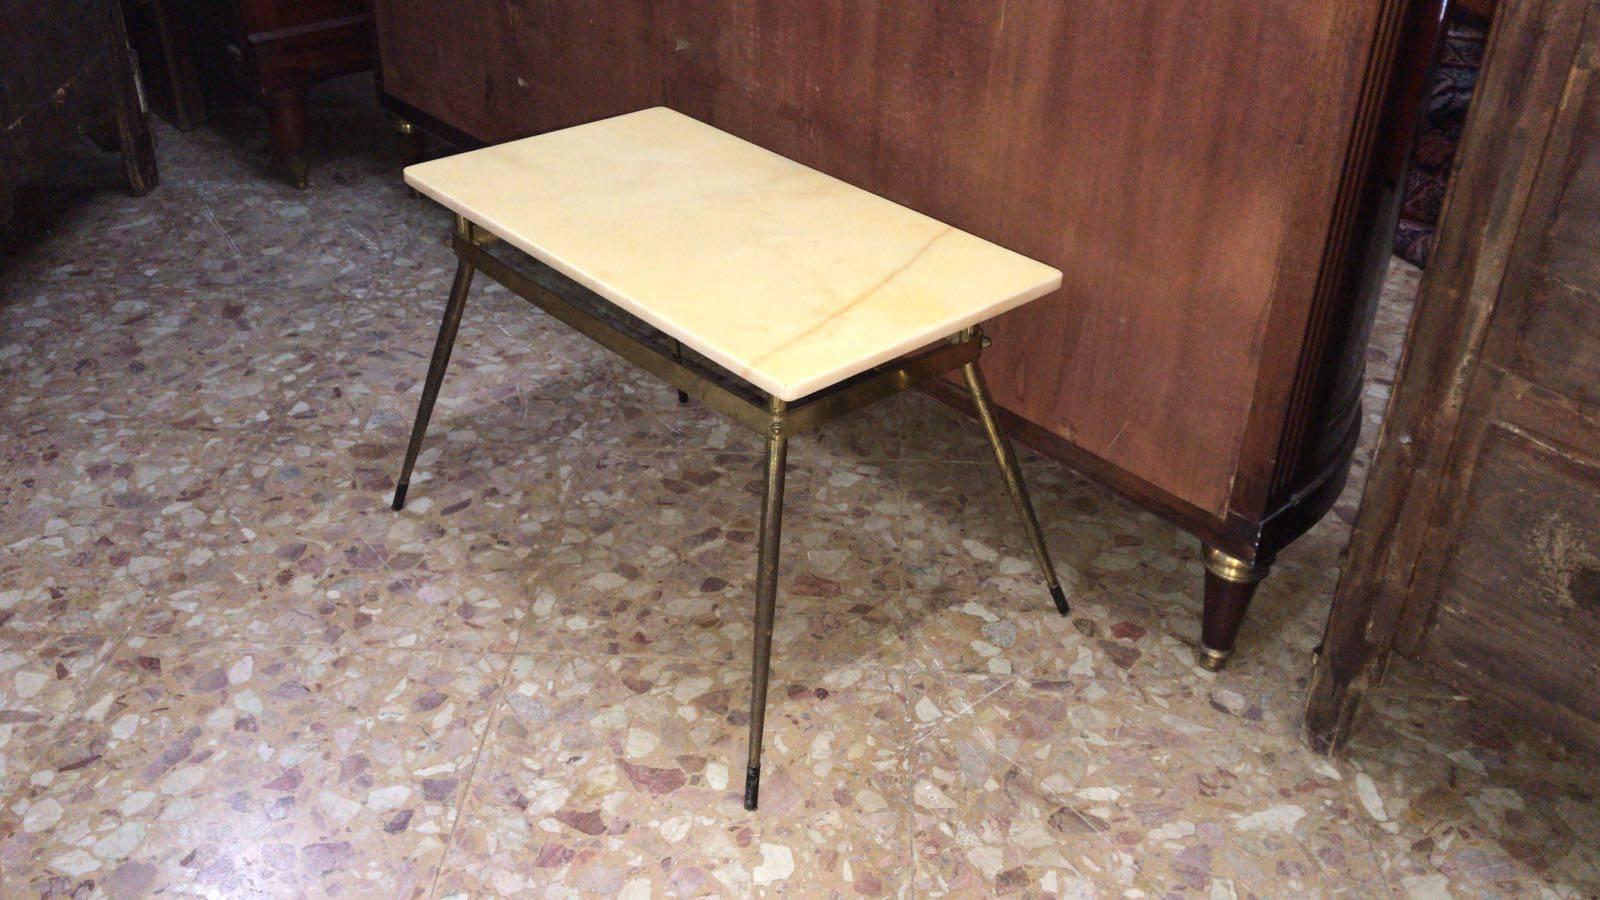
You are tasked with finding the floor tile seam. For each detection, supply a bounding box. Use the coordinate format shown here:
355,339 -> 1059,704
424,606 -> 526,900
0,599 -> 147,819
1130,691 -> 1403,894
83,632 -> 922,686
903,670 -> 1023,752
908,670 -> 1353,821
945,701 -> 1136,865
900,668 -> 1243,877
1340,738 -> 1590,895
1218,804 -> 1378,898
1126,681 -> 1346,777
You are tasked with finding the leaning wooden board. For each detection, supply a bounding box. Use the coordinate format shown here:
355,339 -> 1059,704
1308,0 -> 1600,755
370,0 -> 1425,665
0,0 -> 157,220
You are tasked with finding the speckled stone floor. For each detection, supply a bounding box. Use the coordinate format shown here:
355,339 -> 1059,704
1,78 -> 1596,899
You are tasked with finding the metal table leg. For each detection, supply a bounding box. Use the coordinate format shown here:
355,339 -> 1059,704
962,360 -> 1071,616
743,395 -> 789,810
392,257 -> 475,510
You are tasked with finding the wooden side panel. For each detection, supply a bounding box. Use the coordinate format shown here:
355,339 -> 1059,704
1421,427 -> 1600,751
372,0 -> 1386,516
0,0 -> 121,199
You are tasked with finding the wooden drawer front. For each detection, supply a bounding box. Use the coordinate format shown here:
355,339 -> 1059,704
1424,426 -> 1600,750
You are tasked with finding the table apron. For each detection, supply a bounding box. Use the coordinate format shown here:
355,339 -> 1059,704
451,231 -> 984,438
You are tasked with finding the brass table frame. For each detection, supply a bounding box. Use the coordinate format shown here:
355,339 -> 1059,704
392,216 -> 1070,810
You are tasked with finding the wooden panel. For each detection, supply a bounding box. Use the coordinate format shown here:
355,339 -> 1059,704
373,0 -> 1386,517
1,0 -> 110,119
1421,426 -> 1600,751
1506,92 -> 1600,408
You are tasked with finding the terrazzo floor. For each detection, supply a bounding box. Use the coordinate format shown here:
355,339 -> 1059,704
1,78 -> 1596,899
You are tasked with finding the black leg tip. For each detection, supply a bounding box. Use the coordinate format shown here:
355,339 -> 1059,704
391,482 -> 409,512
1049,584 -> 1071,616
678,390 -> 690,404
743,765 -> 761,810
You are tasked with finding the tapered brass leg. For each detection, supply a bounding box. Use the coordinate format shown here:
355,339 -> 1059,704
744,397 -> 788,810
673,340 -> 689,404
962,360 -> 1070,616
392,258 -> 475,510
1199,546 -> 1271,671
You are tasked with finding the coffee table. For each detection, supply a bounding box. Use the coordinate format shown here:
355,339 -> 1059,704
393,107 -> 1070,809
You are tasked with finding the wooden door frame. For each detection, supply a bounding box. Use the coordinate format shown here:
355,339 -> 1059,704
1303,0 -> 1596,752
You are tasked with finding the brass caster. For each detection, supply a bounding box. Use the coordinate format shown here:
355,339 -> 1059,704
1203,546 -> 1269,584
1198,646 -> 1232,672
284,153 -> 309,190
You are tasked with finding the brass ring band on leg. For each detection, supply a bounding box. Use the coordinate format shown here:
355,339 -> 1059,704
1199,547 -> 1270,671
1203,547 -> 1270,584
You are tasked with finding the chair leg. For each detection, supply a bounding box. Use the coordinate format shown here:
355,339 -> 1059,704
392,258 -> 475,511
743,397 -> 788,810
962,361 -> 1070,616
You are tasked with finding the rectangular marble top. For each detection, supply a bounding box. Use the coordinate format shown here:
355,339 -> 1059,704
404,107 -> 1063,401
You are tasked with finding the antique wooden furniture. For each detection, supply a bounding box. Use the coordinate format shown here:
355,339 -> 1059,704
370,2 -> 1429,669
393,108 -> 1070,808
0,0 -> 157,222
168,0 -> 371,186
121,0 -> 206,132
1307,0 -> 1600,755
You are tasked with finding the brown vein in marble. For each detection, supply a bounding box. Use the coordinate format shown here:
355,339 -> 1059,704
736,225 -> 954,382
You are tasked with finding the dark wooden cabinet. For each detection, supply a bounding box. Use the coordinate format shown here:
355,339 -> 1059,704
169,0 -> 371,186
368,1 -> 1431,668
0,0 -> 158,220
1308,0 -> 1600,755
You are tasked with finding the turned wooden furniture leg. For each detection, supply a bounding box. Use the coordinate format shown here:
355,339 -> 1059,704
107,0 -> 158,195
743,396 -> 788,811
264,86 -> 310,188
394,116 -> 426,166
392,255 -> 476,510
1199,546 -> 1271,670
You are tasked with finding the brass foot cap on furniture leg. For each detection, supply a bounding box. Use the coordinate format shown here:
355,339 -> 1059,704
1198,646 -> 1232,672
743,765 -> 761,811
1049,584 -> 1070,616
391,482 -> 409,512
285,154 -> 309,190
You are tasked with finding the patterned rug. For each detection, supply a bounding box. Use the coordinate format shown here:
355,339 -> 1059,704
1394,14 -> 1489,267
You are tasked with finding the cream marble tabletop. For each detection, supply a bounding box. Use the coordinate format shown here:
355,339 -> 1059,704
404,107 -> 1063,401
